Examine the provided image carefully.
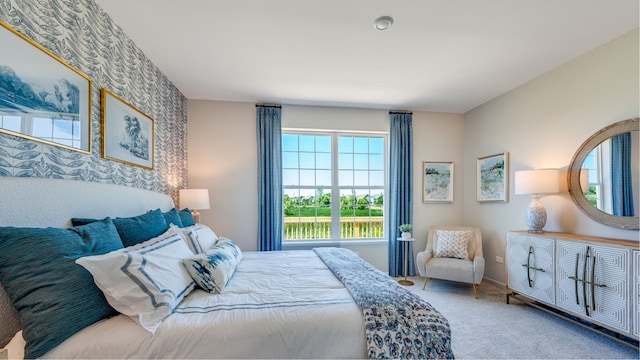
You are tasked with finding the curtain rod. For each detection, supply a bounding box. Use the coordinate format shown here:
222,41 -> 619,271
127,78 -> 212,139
389,110 -> 413,114
255,103 -> 281,108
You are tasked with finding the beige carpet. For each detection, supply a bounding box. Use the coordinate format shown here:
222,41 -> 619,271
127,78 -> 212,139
396,276 -> 639,359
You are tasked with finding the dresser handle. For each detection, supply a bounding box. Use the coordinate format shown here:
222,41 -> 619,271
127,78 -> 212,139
522,246 -> 546,288
583,246 -> 590,316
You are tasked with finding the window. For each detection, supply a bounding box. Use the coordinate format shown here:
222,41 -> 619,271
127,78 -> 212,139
583,139 -> 613,212
282,131 -> 386,241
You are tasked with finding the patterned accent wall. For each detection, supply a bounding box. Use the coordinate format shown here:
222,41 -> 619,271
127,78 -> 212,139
0,0 -> 188,203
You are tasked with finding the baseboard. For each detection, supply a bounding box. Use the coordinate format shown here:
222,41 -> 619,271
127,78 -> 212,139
482,276 -> 506,288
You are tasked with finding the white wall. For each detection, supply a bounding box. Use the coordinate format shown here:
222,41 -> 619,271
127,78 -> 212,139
463,29 -> 640,284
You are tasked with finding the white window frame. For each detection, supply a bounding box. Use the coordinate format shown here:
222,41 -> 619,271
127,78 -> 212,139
282,129 -> 388,244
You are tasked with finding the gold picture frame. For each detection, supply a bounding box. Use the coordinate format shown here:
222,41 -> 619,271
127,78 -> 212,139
0,20 -> 92,153
101,88 -> 154,170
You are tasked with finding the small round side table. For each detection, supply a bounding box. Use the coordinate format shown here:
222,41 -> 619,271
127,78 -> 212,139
397,237 -> 414,286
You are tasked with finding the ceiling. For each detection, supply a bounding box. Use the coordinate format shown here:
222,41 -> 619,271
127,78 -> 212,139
95,0 -> 639,113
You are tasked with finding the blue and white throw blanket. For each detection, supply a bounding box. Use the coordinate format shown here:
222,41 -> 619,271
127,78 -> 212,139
314,247 -> 454,359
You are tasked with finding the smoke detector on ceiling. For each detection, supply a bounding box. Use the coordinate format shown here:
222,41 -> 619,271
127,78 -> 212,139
373,16 -> 393,31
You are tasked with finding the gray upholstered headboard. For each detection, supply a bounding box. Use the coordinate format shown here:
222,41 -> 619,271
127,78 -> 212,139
0,177 -> 175,347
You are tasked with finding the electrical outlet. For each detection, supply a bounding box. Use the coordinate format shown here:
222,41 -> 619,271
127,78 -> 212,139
495,256 -> 504,264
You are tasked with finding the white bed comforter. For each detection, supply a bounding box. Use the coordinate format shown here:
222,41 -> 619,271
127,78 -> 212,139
43,250 -> 366,359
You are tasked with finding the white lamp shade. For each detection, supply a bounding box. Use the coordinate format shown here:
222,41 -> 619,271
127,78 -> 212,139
179,189 -> 210,210
514,169 -> 560,195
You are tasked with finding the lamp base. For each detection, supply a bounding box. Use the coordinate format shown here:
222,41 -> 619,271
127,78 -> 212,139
191,209 -> 200,224
526,195 -> 547,232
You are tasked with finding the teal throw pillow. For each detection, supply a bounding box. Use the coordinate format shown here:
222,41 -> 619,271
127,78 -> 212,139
179,208 -> 195,226
163,208 -> 184,227
0,218 -> 123,359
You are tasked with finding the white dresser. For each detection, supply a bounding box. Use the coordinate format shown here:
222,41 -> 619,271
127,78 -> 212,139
507,231 -> 638,342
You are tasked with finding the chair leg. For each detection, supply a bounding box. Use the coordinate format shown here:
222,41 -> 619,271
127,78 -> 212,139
422,277 -> 428,290
472,283 -> 478,299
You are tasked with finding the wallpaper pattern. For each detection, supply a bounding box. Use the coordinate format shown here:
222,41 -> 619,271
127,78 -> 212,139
0,0 -> 188,202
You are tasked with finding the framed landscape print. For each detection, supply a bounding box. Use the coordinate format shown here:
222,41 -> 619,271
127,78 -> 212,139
423,161 -> 453,203
101,88 -> 154,170
0,20 -> 91,153
477,152 -> 508,202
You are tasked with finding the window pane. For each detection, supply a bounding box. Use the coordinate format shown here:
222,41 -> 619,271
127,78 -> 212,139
339,153 -> 353,169
354,171 -> 368,186
338,136 -> 353,153
299,135 -> 314,151
283,169 -> 299,186
339,189 -> 384,239
316,170 -> 331,186
316,153 -> 331,169
354,154 -> 368,170
300,170 -> 315,186
316,136 -> 331,152
283,152 -> 298,168
339,170 -> 353,186
370,137 -> 384,154
354,137 -> 368,153
282,134 -> 298,151
370,170 -> 384,186
370,154 -> 384,170
299,152 -> 315,169
284,188 -> 332,240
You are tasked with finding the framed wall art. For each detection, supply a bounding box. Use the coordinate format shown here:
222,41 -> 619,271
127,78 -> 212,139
477,152 -> 509,202
101,88 -> 154,170
423,161 -> 453,203
0,20 -> 92,153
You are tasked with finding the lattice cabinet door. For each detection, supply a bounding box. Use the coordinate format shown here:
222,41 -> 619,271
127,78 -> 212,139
507,233 -> 555,305
556,240 -> 631,334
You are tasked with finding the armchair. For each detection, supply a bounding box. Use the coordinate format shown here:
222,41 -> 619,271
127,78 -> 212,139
416,226 -> 485,298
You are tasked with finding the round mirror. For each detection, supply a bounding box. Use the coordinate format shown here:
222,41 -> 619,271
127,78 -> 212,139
568,118 -> 639,230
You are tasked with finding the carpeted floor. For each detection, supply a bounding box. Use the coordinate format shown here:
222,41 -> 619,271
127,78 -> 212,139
396,276 -> 639,359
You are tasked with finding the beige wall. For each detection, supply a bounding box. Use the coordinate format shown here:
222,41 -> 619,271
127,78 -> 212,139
187,102 -> 465,270
187,29 -> 639,278
463,29 -> 640,284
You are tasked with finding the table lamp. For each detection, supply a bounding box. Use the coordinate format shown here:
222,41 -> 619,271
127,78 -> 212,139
179,188 -> 210,223
514,169 -> 559,232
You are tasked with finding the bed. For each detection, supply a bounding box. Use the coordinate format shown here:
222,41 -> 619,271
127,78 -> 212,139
0,177 -> 453,359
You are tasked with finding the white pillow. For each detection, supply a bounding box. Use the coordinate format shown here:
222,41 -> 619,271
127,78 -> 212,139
172,223 -> 219,254
183,237 -> 242,294
434,230 -> 471,259
76,228 -> 195,333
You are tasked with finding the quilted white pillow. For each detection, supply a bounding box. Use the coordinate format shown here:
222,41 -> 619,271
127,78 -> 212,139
434,230 -> 471,259
183,237 -> 242,294
76,227 -> 196,333
172,223 -> 219,254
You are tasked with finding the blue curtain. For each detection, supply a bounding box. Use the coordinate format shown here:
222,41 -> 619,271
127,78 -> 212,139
611,132 -> 634,217
256,105 -> 283,251
388,112 -> 414,277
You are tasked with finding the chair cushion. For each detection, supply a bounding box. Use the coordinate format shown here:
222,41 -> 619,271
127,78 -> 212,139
426,257 -> 474,283
434,230 -> 471,259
